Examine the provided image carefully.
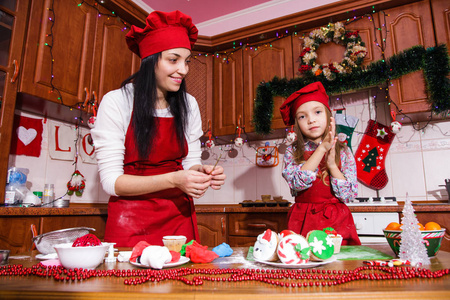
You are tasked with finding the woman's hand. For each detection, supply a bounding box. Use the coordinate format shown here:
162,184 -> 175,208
200,164 -> 226,190
171,170 -> 212,199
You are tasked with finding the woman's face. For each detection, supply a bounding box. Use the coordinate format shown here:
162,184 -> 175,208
295,101 -> 329,144
155,48 -> 191,96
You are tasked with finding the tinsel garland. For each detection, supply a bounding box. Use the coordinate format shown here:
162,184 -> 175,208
253,44 -> 450,135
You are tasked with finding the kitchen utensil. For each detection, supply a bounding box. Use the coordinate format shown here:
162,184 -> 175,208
32,227 -> 95,255
54,242 -> 109,269
383,228 -> 445,257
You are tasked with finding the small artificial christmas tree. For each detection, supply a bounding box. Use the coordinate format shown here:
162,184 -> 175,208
398,194 -> 430,266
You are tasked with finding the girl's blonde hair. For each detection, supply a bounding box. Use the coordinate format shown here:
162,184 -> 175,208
291,107 -> 346,185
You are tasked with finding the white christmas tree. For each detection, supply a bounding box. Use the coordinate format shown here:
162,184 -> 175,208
398,194 -> 430,266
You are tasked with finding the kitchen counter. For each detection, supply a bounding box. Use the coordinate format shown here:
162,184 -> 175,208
1,203 -> 449,216
0,245 -> 449,299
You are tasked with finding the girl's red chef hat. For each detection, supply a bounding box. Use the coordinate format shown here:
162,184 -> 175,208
279,81 -> 330,126
125,10 -> 198,59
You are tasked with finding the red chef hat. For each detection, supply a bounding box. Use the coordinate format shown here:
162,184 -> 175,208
125,10 -> 198,59
279,81 -> 330,126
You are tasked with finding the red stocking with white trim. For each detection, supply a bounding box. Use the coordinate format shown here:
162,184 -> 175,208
354,119 -> 396,190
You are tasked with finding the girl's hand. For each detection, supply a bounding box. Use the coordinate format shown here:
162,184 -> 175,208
326,136 -> 338,169
172,170 -> 211,198
319,116 -> 336,152
200,165 -> 226,190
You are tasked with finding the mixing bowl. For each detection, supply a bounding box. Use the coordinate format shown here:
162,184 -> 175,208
383,228 -> 445,257
54,242 -> 109,269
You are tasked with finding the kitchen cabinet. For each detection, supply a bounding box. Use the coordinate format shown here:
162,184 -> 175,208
0,212 -> 106,255
0,216 -> 38,254
0,0 -> 30,204
196,213 -> 227,246
227,212 -> 287,247
243,37 -> 294,132
185,51 -> 213,133
19,0 -> 140,109
213,48 -> 244,136
410,211 -> 450,253
431,0 -> 450,52
381,0 -> 436,116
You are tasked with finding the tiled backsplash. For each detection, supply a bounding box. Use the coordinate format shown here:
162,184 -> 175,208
8,89 -> 450,204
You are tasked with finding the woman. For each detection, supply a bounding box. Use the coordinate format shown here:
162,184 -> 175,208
91,10 -> 226,247
279,82 -> 360,245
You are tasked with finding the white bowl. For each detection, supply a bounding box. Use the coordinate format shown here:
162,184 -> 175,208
54,242 -> 109,269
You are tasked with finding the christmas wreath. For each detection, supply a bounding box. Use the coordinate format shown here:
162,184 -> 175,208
299,22 -> 367,81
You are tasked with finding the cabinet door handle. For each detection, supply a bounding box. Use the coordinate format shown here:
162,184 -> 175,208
11,59 -> 19,83
221,217 -> 225,235
247,224 -> 267,229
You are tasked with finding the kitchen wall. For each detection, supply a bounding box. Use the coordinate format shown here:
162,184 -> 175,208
9,86 -> 450,205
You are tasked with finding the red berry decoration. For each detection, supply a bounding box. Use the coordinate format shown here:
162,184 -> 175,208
72,234 -> 102,247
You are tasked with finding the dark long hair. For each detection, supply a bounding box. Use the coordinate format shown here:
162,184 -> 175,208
121,53 -> 189,159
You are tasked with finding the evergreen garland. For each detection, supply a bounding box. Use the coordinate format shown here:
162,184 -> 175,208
253,44 -> 450,135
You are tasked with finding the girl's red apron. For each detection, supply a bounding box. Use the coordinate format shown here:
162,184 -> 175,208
287,151 -> 361,245
104,117 -> 199,247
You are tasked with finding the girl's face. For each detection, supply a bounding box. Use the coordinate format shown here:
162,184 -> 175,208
295,101 -> 329,144
155,48 -> 191,97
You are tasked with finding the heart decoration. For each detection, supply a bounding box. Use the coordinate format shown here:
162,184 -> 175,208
17,126 -> 37,146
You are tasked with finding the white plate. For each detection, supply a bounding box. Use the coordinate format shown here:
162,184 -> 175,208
254,256 -> 337,269
130,256 -> 190,269
36,253 -> 58,260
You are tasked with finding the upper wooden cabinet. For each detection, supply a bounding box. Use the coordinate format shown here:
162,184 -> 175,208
431,0 -> 450,52
0,0 -> 30,204
213,49 -> 244,136
19,0 -> 140,108
243,37 -> 294,132
185,51 -> 213,133
381,0 -> 436,115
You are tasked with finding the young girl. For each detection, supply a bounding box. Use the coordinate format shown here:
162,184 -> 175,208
279,81 -> 360,245
91,11 -> 226,247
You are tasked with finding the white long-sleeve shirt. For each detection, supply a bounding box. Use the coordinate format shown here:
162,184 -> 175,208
91,84 -> 203,196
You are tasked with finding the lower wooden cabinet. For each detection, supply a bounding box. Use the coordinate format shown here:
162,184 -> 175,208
0,216 -> 40,254
0,214 -> 106,255
227,212 -> 288,247
196,213 -> 227,247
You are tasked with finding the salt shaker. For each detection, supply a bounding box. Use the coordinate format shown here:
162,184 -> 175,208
43,184 -> 54,207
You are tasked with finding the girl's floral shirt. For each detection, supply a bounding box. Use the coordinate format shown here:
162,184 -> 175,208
282,141 -> 358,201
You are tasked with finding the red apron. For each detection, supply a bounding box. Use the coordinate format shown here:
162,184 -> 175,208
287,151 -> 361,245
104,117 -> 199,247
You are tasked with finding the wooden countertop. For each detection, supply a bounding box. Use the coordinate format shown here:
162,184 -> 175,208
0,203 -> 449,216
0,245 -> 449,299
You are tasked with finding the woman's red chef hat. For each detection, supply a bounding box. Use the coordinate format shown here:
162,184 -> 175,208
125,10 -> 198,59
279,81 -> 330,126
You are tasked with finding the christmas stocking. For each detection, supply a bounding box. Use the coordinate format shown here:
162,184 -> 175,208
335,111 -> 358,151
354,119 -> 395,190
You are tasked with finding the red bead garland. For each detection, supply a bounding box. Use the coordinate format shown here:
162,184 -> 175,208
0,263 -> 449,287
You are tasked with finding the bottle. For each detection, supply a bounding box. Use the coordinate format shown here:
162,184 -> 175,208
43,184 -> 54,207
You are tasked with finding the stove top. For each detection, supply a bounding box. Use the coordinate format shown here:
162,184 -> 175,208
346,197 -> 398,206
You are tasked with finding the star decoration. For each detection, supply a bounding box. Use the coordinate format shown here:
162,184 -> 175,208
309,237 -> 326,255
377,128 -> 388,139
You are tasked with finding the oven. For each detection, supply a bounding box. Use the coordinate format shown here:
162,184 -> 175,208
347,197 -> 399,244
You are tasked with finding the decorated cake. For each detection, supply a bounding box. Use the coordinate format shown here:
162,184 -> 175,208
324,227 -> 343,254
277,234 -> 311,264
306,230 -> 335,261
253,229 -> 279,261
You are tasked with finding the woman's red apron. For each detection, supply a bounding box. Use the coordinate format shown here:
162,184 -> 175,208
104,117 -> 199,247
287,151 -> 361,245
